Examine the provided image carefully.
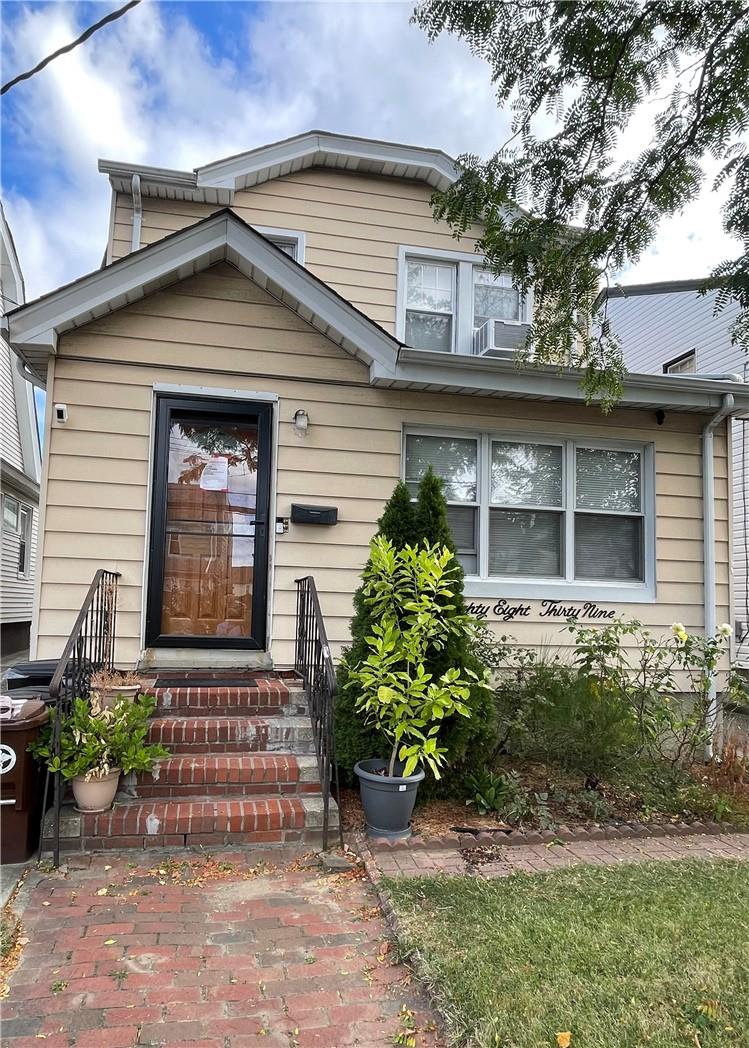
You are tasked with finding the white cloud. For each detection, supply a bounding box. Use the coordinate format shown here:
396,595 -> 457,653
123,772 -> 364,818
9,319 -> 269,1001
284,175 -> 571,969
0,0 -> 738,299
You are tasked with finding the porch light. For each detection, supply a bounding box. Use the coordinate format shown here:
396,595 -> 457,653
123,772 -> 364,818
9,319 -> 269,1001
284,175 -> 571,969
292,408 -> 309,436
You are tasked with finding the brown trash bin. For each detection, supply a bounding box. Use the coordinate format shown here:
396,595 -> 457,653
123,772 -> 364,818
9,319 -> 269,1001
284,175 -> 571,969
0,705 -> 49,863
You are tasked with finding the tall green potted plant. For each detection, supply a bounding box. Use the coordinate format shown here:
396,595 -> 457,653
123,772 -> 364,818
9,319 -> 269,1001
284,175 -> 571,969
31,694 -> 168,812
349,537 -> 487,838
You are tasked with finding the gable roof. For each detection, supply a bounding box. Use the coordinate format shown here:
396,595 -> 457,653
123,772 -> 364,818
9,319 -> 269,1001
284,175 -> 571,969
3,208 -> 403,386
98,130 -> 460,203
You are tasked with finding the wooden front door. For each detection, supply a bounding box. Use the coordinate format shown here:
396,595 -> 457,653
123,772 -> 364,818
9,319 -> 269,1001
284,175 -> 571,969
145,396 -> 272,650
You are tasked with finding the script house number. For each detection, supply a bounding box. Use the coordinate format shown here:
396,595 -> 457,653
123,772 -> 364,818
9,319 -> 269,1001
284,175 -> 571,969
465,599 -> 617,623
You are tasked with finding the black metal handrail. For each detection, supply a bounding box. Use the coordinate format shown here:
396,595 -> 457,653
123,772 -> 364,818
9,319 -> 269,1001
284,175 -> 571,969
294,576 -> 342,852
47,569 -> 121,866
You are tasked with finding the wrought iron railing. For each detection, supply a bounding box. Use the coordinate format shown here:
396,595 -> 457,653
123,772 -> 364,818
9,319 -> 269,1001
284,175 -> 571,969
294,576 -> 342,852
46,569 -> 121,866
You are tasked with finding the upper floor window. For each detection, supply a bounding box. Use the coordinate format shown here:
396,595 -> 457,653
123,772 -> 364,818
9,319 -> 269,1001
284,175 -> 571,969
397,246 -> 528,356
474,270 -> 522,326
17,505 -> 31,576
403,429 -> 654,599
405,260 -> 456,352
663,350 -> 696,375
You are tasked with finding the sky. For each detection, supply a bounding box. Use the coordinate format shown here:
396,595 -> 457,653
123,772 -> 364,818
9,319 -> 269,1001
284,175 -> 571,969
0,0 -> 742,305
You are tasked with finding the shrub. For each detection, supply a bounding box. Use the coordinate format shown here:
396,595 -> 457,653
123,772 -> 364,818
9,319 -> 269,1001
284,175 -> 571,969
30,694 -> 168,780
346,538 -> 487,778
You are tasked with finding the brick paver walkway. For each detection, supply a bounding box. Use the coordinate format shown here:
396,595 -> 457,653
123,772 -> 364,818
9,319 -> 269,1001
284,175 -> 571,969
1,850 -> 441,1048
371,830 -> 749,879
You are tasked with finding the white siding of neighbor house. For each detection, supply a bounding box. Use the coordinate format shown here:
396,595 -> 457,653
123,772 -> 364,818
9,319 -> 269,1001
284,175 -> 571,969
1,495 -> 38,624
607,288 -> 749,664
33,261 -> 730,670
1,339 -> 24,473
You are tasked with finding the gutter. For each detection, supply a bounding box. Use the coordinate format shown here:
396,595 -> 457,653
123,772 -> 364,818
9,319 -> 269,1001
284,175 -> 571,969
131,174 -> 142,253
703,392 -> 736,756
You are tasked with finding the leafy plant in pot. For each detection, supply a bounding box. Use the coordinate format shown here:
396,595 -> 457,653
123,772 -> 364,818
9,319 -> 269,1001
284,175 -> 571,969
30,694 -> 169,812
347,537 -> 487,838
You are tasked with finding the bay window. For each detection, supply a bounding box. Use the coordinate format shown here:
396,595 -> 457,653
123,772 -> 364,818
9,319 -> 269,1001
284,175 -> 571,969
403,430 -> 654,598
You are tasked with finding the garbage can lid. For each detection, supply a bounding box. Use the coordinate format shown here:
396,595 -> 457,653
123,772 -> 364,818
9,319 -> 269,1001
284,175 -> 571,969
0,698 -> 49,730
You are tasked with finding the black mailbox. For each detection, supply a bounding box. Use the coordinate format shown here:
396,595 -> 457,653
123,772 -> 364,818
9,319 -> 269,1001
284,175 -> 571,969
290,504 -> 338,526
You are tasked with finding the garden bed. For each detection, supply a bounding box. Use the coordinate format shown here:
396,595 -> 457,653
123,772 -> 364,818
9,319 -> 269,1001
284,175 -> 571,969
339,754 -> 749,838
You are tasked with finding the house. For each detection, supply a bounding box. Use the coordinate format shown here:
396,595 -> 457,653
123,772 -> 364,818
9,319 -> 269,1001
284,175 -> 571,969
602,280 -> 749,666
4,131 -> 749,849
1,203 -> 41,664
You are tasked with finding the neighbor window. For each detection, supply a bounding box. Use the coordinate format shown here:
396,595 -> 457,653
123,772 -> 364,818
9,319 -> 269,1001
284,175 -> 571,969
2,495 -> 19,532
474,270 -> 522,327
17,506 -> 30,576
404,431 -> 651,591
405,260 -> 456,353
663,351 -> 696,375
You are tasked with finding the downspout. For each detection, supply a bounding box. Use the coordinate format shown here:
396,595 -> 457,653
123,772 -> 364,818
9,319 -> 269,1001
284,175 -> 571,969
131,173 -> 142,253
702,392 -> 735,757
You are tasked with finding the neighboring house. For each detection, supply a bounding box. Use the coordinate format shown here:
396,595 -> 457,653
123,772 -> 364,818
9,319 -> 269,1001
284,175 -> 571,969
603,280 -> 749,666
0,203 -> 41,662
5,132 -> 749,674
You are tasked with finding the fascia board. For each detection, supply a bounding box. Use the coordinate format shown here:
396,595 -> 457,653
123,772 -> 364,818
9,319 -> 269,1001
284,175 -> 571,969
377,351 -> 749,411
9,214 -> 232,349
197,131 -> 458,189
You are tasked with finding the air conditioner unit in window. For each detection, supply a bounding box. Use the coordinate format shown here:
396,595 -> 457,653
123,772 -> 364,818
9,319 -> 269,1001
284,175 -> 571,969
473,318 -> 531,358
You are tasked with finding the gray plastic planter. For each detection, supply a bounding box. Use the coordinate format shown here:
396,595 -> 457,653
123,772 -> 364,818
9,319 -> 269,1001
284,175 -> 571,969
354,758 -> 425,839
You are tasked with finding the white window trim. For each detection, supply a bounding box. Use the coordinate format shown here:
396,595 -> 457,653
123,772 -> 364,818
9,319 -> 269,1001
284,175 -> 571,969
396,245 -> 531,356
402,425 -> 656,603
253,226 -> 305,265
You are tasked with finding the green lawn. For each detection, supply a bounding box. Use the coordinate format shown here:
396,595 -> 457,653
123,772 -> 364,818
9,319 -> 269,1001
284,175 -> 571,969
384,860 -> 749,1048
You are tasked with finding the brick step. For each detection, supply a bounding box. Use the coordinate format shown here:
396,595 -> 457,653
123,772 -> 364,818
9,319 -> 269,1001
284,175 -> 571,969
44,795 -> 337,852
152,682 -> 307,717
125,753 -> 321,798
147,715 -> 315,754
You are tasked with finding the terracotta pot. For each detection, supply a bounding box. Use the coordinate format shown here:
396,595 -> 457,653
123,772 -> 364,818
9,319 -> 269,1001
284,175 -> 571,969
94,685 -> 141,709
72,769 -> 121,812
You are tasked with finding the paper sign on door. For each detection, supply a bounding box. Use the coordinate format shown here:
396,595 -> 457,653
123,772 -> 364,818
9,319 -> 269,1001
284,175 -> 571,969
200,455 -> 229,491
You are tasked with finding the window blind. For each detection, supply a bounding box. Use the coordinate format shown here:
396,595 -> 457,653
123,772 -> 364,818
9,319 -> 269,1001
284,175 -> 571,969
491,441 -> 563,507
405,435 -> 477,502
574,514 -> 643,580
447,505 -> 478,574
576,448 -> 641,512
489,509 -> 562,577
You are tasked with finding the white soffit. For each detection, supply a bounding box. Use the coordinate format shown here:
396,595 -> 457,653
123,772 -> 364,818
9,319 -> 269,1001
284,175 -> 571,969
4,210 -> 402,384
99,130 -> 460,201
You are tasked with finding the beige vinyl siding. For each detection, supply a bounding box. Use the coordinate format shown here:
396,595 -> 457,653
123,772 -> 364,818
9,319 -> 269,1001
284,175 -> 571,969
1,492 -> 38,624
110,168 -> 485,334
1,339 -> 24,472
35,261 -> 730,668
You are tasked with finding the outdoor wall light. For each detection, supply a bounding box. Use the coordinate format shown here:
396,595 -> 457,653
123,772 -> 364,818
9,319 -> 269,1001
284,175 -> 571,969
292,408 -> 309,435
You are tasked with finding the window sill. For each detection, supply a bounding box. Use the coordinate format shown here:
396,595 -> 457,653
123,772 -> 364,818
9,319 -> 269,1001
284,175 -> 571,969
463,577 -> 656,604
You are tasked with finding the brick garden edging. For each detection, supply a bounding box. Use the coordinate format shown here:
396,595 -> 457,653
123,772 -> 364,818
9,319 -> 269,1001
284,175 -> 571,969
365,818 -> 749,853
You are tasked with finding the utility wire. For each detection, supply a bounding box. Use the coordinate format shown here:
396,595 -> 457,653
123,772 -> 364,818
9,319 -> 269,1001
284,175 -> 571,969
1,0 -> 143,96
